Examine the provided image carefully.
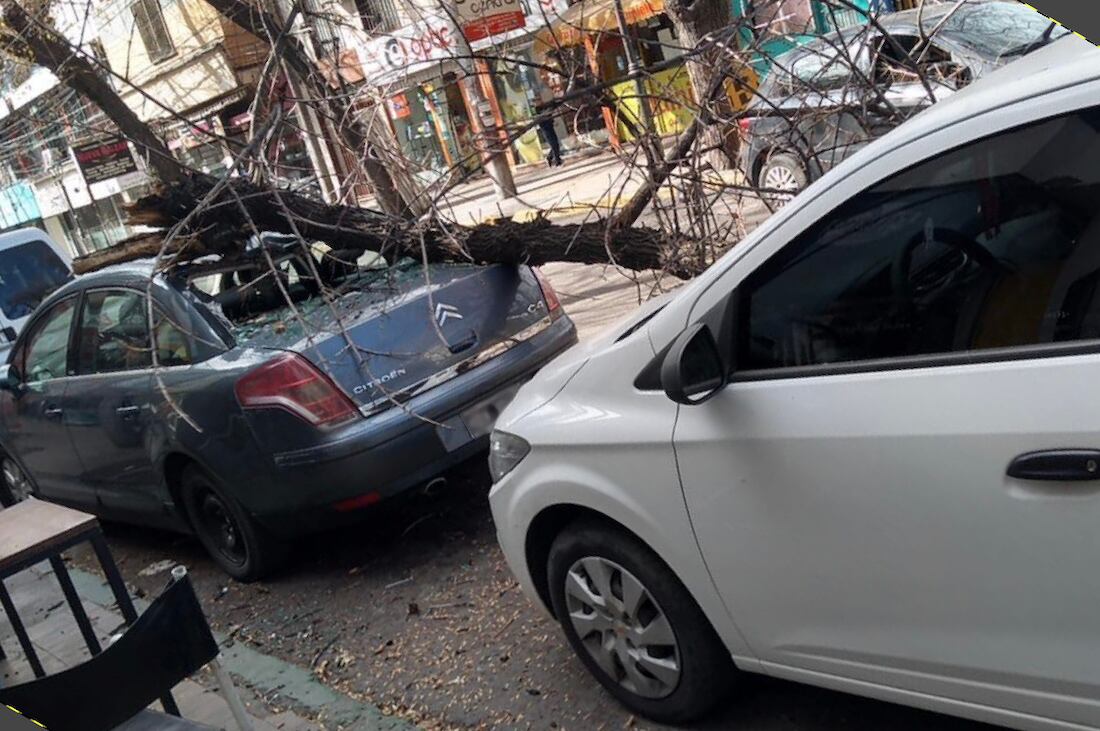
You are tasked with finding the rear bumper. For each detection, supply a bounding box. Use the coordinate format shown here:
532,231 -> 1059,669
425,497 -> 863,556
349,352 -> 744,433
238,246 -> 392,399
255,315 -> 578,536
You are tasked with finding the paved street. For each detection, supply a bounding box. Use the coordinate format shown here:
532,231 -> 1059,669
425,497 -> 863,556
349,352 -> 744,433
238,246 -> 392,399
55,261 -> 997,731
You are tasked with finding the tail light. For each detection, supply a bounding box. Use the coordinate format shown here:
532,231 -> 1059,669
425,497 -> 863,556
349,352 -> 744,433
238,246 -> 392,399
236,353 -> 358,427
533,267 -> 563,321
738,117 -> 753,136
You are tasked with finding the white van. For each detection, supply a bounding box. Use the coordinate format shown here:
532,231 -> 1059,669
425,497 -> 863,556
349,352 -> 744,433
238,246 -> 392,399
0,228 -> 73,357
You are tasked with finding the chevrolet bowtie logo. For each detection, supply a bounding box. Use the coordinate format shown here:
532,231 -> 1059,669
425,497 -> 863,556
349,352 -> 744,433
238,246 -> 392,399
435,302 -> 463,326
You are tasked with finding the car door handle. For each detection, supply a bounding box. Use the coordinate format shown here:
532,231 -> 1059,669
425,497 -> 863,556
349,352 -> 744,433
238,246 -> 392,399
115,405 -> 141,418
43,405 -> 63,419
1007,449 -> 1100,482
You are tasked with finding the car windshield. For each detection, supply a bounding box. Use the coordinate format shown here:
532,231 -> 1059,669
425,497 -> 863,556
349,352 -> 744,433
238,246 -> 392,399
0,240 -> 72,320
944,2 -> 1071,58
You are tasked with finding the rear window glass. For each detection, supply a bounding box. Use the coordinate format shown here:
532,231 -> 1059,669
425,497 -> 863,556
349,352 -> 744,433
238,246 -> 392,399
0,241 -> 72,320
185,253 -> 420,345
943,2 -> 1070,57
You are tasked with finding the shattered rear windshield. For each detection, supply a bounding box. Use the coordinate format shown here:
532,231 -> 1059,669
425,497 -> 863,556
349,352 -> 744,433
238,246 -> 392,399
185,253 -> 454,347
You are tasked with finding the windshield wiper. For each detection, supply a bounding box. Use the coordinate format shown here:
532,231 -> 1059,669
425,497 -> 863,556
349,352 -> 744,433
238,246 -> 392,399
1002,21 -> 1062,57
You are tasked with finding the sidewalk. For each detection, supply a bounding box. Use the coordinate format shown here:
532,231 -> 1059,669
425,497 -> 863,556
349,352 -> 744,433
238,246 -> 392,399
378,142 -> 748,226
0,559 -> 413,731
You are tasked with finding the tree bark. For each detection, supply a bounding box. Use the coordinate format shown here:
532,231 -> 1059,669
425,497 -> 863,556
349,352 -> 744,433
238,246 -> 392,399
0,1 -> 184,184
73,175 -> 701,278
662,0 -> 740,171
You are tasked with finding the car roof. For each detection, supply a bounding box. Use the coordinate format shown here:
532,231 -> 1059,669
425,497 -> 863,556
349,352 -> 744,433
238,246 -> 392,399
870,34 -> 1098,145
0,227 -> 71,260
776,0 -> 1043,62
38,260 -> 159,311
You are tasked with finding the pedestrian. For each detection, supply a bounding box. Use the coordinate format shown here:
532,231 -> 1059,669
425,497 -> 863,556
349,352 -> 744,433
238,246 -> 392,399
533,98 -> 563,167
533,58 -> 566,167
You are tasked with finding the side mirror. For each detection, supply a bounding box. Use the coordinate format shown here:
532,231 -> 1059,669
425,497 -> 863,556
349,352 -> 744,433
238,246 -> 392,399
660,323 -> 728,405
0,364 -> 17,392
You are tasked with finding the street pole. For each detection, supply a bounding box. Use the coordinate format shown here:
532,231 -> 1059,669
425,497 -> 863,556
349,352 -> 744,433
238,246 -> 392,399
611,0 -> 662,166
453,32 -> 517,201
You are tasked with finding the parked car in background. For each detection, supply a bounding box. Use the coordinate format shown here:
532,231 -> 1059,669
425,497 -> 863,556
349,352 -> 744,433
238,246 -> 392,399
0,228 -> 72,358
491,37 -> 1100,729
739,0 -> 1069,199
0,237 -> 576,580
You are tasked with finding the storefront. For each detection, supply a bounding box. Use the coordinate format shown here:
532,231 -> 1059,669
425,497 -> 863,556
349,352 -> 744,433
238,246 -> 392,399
532,0 -> 697,146
384,76 -> 480,181
488,45 -> 604,164
356,0 -> 582,173
0,183 -> 44,236
32,150 -> 146,256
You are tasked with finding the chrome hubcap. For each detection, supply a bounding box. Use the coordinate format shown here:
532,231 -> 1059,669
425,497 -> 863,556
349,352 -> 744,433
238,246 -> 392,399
563,557 -> 681,699
2,458 -> 31,502
763,163 -> 800,192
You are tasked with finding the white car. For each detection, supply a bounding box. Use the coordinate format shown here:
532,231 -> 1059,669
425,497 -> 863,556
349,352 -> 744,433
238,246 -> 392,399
0,228 -> 72,359
489,37 -> 1100,730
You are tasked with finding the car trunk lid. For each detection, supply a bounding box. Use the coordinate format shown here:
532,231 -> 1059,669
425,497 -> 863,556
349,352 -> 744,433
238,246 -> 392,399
227,262 -> 553,414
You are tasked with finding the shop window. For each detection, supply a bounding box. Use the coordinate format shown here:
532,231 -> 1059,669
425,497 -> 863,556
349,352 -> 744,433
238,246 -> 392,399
132,0 -> 175,63
180,140 -> 228,177
73,198 -> 127,251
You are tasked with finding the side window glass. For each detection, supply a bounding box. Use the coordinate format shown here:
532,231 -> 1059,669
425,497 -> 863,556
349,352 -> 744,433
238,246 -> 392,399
740,108 -> 1100,371
152,308 -> 193,366
76,290 -> 152,375
23,298 -> 77,384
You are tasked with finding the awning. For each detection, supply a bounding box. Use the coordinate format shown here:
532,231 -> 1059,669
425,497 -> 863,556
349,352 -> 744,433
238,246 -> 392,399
534,0 -> 665,49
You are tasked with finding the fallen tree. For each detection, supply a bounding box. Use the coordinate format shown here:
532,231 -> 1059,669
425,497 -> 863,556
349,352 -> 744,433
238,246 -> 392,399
72,173 -> 699,278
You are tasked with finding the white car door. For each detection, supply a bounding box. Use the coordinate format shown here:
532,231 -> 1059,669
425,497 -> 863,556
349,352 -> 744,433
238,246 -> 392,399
673,105 -> 1100,726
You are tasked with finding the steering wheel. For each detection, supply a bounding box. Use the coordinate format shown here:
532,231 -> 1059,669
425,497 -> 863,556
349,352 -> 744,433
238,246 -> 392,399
890,227 -> 1001,317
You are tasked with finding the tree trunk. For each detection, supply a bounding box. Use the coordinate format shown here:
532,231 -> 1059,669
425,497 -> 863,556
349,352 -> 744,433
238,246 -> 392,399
73,175 -> 702,278
206,0 -> 420,218
0,1 -> 184,184
663,0 -> 740,171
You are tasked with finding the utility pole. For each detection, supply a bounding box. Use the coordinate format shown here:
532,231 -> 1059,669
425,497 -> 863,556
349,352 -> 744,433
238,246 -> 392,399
453,31 -> 517,201
611,0 -> 662,166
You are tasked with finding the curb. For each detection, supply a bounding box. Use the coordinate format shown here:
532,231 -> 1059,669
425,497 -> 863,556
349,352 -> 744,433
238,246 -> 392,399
64,567 -> 415,731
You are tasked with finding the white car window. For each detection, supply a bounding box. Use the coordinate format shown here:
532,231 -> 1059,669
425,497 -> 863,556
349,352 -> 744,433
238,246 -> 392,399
739,106 -> 1100,371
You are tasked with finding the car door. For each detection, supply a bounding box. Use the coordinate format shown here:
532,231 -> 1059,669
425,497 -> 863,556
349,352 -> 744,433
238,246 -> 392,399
2,295 -> 89,506
784,32 -> 874,175
65,287 -> 156,519
673,107 -> 1100,725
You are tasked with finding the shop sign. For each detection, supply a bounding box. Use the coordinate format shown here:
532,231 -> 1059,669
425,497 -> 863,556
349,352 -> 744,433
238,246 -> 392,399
89,170 -> 148,201
33,168 -> 92,218
357,0 -> 569,87
73,137 -> 139,185
456,0 -> 525,41
388,93 -> 412,119
469,0 -> 569,47
358,14 -> 459,87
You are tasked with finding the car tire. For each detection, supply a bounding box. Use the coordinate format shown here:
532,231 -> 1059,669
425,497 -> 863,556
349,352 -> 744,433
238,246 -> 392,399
758,151 -> 808,205
0,455 -> 35,507
547,518 -> 735,724
180,464 -> 286,582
